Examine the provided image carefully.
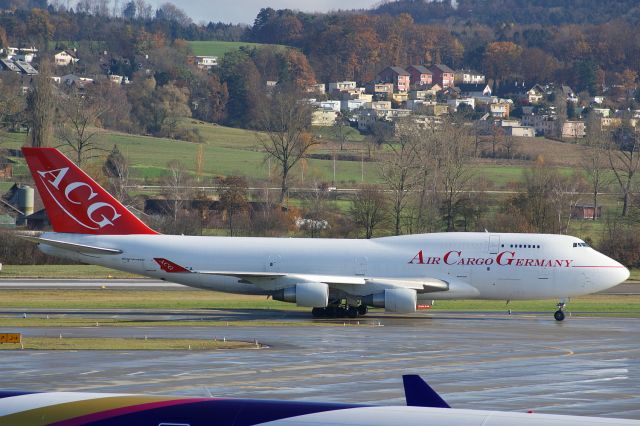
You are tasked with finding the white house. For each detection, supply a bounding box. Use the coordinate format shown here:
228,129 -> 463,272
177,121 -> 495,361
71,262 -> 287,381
312,109 -> 338,126
447,97 -> 475,111
328,81 -> 357,92
319,100 -> 341,112
194,55 -> 217,70
341,99 -> 369,111
54,50 -> 79,66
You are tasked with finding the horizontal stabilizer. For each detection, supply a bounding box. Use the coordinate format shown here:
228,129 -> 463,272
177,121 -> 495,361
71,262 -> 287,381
403,375 -> 450,408
21,236 -> 123,255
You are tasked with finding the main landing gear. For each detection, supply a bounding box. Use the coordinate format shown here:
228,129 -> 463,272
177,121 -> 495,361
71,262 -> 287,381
554,300 -> 567,321
312,302 -> 368,318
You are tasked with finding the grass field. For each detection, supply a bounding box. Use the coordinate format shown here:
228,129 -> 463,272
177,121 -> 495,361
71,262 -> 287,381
0,289 -> 637,317
188,41 -> 286,57
0,336 -> 256,350
0,264 -> 141,279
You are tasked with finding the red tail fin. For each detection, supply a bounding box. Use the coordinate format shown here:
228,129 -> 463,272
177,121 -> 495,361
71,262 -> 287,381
22,147 -> 157,235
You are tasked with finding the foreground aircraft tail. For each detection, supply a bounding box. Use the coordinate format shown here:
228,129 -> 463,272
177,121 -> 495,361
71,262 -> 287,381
22,147 -> 157,235
402,375 -> 451,408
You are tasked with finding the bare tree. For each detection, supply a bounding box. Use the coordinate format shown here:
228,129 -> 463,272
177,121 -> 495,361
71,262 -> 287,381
436,119 -> 475,231
218,176 -> 249,236
103,145 -> 130,203
582,117 -> 611,220
349,184 -> 388,238
380,122 -> 421,235
160,160 -> 196,234
257,88 -> 319,204
55,85 -> 111,165
608,121 -> 640,217
26,60 -> 54,148
299,182 -> 331,238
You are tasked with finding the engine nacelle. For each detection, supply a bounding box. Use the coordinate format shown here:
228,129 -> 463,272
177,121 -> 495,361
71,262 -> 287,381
272,282 -> 329,308
363,288 -> 417,313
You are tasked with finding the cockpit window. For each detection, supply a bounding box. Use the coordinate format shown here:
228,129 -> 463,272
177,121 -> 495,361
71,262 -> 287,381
573,242 -> 589,248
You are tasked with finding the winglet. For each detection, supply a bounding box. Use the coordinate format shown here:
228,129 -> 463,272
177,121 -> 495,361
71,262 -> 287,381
154,258 -> 191,273
22,147 -> 157,235
402,375 -> 450,408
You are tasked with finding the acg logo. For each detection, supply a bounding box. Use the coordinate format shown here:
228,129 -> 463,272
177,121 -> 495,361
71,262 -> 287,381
37,167 -> 121,230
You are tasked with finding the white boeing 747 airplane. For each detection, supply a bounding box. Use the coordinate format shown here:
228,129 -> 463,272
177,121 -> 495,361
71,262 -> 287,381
21,147 -> 629,320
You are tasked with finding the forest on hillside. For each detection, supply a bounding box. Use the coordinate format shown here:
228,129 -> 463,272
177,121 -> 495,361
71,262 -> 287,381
372,0 -> 640,26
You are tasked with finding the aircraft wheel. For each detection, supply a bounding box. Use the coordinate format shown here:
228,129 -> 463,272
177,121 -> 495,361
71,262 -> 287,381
312,307 -> 326,318
554,310 -> 565,321
357,304 -> 368,316
347,307 -> 358,318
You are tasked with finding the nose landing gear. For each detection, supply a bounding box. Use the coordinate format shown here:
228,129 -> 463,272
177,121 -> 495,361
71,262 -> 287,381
554,300 -> 568,321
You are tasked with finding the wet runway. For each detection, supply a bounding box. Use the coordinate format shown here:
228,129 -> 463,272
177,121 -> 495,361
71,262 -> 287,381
1,311 -> 639,419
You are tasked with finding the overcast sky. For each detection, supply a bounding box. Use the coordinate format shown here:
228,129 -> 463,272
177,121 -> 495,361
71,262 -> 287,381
148,0 -> 380,25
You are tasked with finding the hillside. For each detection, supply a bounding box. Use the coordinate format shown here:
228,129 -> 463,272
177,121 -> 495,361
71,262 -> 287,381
188,41 -> 287,57
372,0 -> 640,25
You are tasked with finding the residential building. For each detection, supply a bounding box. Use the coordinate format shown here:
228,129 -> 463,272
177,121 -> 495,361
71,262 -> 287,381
505,125 -> 535,137
371,101 -> 392,110
447,97 -> 475,111
429,64 -> 455,88
306,83 -> 326,94
54,50 -> 79,66
591,108 -> 611,117
490,101 -> 511,118
562,121 -> 586,138
194,55 -> 217,70
341,99 -> 369,111
457,83 -> 491,98
61,74 -> 94,87
0,58 -> 21,73
521,114 -> 557,136
376,66 -> 411,92
405,65 -> 432,87
328,81 -> 357,93
318,100 -> 341,112
525,85 -> 545,104
391,92 -> 409,103
371,83 -> 394,99
312,109 -> 338,126
14,61 -> 38,75
454,69 -> 485,85
561,85 -> 579,103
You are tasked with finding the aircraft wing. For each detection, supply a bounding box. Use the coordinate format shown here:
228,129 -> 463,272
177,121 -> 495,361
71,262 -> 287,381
155,258 -> 448,291
20,236 -> 123,255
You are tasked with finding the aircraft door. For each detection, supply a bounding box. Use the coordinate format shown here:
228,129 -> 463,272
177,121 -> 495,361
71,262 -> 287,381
143,258 -> 159,272
355,256 -> 367,276
266,255 -> 282,272
488,234 -> 500,254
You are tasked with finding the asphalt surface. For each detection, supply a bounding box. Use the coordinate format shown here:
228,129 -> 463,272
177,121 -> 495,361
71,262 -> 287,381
0,310 -> 639,420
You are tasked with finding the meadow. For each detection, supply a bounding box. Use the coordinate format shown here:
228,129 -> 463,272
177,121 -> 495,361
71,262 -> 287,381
188,40 -> 286,57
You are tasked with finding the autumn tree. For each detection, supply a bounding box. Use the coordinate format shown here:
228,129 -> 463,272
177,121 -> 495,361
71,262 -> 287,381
218,49 -> 264,128
483,41 -> 522,83
257,88 -> 319,204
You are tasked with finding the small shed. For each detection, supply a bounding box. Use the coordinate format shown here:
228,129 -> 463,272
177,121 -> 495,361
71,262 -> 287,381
571,204 -> 602,220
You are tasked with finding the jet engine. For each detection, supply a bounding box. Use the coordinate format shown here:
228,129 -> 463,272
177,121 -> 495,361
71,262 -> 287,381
272,282 -> 329,307
363,288 -> 417,313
